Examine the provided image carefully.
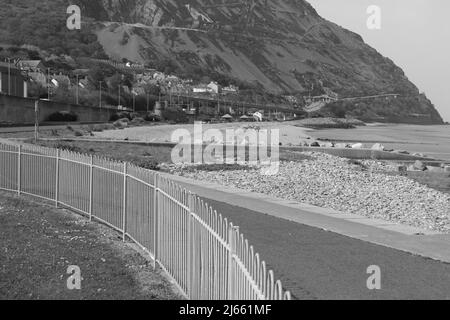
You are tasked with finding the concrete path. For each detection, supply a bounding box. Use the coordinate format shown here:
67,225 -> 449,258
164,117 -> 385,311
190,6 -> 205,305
163,173 -> 450,300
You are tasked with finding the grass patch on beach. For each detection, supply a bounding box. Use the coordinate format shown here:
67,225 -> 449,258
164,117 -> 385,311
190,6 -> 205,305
30,140 -> 173,170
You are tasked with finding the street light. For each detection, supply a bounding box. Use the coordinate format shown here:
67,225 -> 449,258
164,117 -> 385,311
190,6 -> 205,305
47,68 -> 51,100
75,74 -> 79,105
6,58 -> 11,95
118,83 -> 121,108
99,81 -> 103,109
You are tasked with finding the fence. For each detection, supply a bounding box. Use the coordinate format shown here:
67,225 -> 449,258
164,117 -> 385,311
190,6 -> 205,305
0,140 -> 291,300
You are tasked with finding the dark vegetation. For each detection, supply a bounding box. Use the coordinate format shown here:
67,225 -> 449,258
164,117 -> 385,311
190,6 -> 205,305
47,111 -> 78,122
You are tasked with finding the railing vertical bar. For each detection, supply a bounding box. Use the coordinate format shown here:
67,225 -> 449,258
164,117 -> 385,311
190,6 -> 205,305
187,192 -> 193,298
17,145 -> 21,195
89,155 -> 94,221
122,162 -> 127,242
153,174 -> 159,270
55,149 -> 60,207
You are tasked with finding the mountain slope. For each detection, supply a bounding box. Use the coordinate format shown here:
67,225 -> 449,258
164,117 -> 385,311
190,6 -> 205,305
0,0 -> 444,123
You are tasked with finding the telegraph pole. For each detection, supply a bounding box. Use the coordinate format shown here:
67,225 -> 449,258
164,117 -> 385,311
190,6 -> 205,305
34,100 -> 39,142
99,81 -> 103,108
6,58 -> 11,95
118,83 -> 121,108
75,74 -> 79,105
47,68 -> 51,100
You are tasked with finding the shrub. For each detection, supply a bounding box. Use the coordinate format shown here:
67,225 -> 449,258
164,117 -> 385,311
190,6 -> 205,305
110,112 -> 132,122
53,142 -> 82,153
113,120 -> 128,129
47,111 -> 78,122
131,117 -> 146,125
91,124 -> 115,132
162,109 -> 188,124
132,158 -> 160,171
144,113 -> 162,122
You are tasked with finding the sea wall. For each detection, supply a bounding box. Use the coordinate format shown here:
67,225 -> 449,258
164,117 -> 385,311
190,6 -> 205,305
0,94 -> 114,125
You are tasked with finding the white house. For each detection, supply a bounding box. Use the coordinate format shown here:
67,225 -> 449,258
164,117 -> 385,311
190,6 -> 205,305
207,81 -> 220,94
222,85 -> 239,94
193,84 -> 209,93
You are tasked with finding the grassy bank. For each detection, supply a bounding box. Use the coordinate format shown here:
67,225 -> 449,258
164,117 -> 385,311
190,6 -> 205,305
0,191 -> 181,300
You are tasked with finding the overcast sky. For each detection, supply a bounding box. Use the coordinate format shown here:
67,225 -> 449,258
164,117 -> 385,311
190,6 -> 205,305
308,0 -> 450,122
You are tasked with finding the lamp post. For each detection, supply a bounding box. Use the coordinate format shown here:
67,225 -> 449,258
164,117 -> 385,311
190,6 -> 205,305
99,81 -> 103,109
6,58 -> 12,95
75,74 -> 79,105
118,83 -> 121,108
47,68 -> 51,100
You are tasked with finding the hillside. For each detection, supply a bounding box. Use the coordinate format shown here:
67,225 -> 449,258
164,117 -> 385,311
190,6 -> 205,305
0,0 -> 444,124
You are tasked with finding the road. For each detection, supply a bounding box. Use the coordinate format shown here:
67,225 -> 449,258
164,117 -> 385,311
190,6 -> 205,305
202,198 -> 450,300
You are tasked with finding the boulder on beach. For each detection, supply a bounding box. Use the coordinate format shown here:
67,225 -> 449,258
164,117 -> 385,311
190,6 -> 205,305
351,143 -> 363,149
310,142 -> 320,147
413,160 -> 426,171
321,142 -> 335,148
335,143 -> 350,149
371,143 -> 386,151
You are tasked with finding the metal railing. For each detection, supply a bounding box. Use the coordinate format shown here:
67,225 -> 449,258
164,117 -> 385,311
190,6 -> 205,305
0,140 -> 291,300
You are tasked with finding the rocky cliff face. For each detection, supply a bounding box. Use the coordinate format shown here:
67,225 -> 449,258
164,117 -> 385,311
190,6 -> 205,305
0,0 -> 443,123
73,0 -> 443,123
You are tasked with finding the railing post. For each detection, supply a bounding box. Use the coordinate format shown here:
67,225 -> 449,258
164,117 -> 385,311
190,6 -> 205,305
89,155 -> 94,222
55,149 -> 60,207
122,162 -> 127,242
187,192 -> 193,298
153,174 -> 159,270
228,225 -> 237,300
17,145 -> 21,195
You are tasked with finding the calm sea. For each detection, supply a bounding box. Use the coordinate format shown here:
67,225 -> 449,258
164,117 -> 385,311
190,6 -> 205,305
309,124 -> 450,161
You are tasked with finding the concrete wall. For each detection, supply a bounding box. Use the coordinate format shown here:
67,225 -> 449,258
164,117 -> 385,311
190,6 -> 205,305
0,94 -> 114,125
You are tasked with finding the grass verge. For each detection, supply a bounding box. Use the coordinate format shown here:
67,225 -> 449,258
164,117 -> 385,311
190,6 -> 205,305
0,191 -> 181,300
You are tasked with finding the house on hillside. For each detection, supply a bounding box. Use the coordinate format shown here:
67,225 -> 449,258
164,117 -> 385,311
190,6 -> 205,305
19,60 -> 47,87
0,61 -> 28,97
193,84 -> 209,94
19,60 -> 46,73
222,85 -> 239,94
207,81 -> 220,94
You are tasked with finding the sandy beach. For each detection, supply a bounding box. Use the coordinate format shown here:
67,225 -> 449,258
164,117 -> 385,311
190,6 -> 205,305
93,121 -> 313,146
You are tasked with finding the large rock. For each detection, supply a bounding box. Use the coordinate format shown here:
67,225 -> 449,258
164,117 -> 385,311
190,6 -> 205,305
335,143 -> 349,149
351,143 -> 363,149
413,160 -> 426,171
371,143 -> 386,151
321,142 -> 335,148
393,150 -> 410,155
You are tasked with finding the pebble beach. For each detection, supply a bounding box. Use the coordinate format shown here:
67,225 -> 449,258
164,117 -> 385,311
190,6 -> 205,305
165,152 -> 450,233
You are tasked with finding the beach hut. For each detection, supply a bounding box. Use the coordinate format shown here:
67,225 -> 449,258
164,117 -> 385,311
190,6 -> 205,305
221,114 -> 234,122
240,115 -> 250,122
